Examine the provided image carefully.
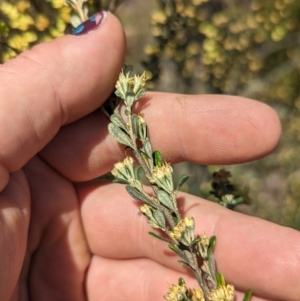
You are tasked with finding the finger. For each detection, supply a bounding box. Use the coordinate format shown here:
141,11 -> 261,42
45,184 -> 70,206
0,171 -> 30,300
22,156 -> 90,300
0,12 -> 125,189
86,256 -> 274,301
40,93 -> 281,181
78,182 -> 300,301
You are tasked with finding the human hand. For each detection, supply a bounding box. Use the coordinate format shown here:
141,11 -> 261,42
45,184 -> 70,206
0,11 -> 298,301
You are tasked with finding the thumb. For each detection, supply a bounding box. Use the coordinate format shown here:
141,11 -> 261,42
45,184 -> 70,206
0,11 -> 125,189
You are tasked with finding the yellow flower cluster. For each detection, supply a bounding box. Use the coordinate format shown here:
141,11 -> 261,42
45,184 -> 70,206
111,156 -> 135,183
149,163 -> 174,193
165,284 -> 216,301
208,284 -> 234,301
164,283 -> 187,301
188,287 -> 205,301
169,217 -> 195,245
115,71 -> 148,106
0,0 -> 72,62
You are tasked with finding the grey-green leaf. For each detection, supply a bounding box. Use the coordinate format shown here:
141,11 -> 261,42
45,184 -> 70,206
143,138 -> 152,158
136,88 -> 146,99
108,123 -> 134,148
110,114 -> 127,131
112,178 -> 130,185
176,174 -> 190,191
168,244 -> 182,257
178,260 -> 191,267
156,190 -> 175,210
152,209 -> 166,228
126,185 -> 152,204
136,166 -> 143,182
131,114 -> 139,137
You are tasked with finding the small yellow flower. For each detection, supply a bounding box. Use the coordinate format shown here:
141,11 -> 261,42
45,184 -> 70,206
35,14 -> 50,31
208,284 -> 234,301
16,0 -> 30,13
58,6 -> 71,23
111,156 -> 135,183
149,163 -> 174,193
50,0 -> 65,9
132,72 -> 148,93
140,204 -> 151,214
188,287 -> 205,301
7,34 -> 29,51
169,217 -> 195,245
169,227 -> 182,241
169,220 -> 185,241
165,283 -> 187,301
22,31 -> 38,43
196,234 -> 210,258
115,71 -> 148,106
10,14 -> 34,31
0,2 -> 19,20
184,216 -> 195,229
199,234 -> 209,246
115,71 -> 131,99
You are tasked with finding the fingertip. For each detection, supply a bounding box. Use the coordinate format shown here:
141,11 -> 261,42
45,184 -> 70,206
257,101 -> 282,153
136,93 -> 282,164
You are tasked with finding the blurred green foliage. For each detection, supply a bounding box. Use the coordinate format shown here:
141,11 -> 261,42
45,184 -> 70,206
0,0 -> 299,229
0,0 -> 72,60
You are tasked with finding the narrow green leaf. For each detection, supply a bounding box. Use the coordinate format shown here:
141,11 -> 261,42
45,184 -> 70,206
153,150 -> 163,167
242,289 -> 252,301
152,209 -> 166,228
131,114 -> 139,136
143,138 -> 152,158
108,123 -> 134,148
208,235 -> 216,257
191,237 -> 201,246
126,185 -> 152,204
176,174 -> 190,191
168,244 -> 182,257
110,114 -> 127,131
156,190 -> 175,210
216,272 -> 226,287
136,166 -> 143,182
112,178 -> 130,185
178,260 -> 190,267
148,232 -> 172,243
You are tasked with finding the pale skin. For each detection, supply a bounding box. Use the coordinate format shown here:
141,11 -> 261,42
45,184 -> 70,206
0,13 -> 299,301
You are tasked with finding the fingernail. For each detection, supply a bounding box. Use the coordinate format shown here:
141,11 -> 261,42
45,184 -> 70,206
72,11 -> 107,36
